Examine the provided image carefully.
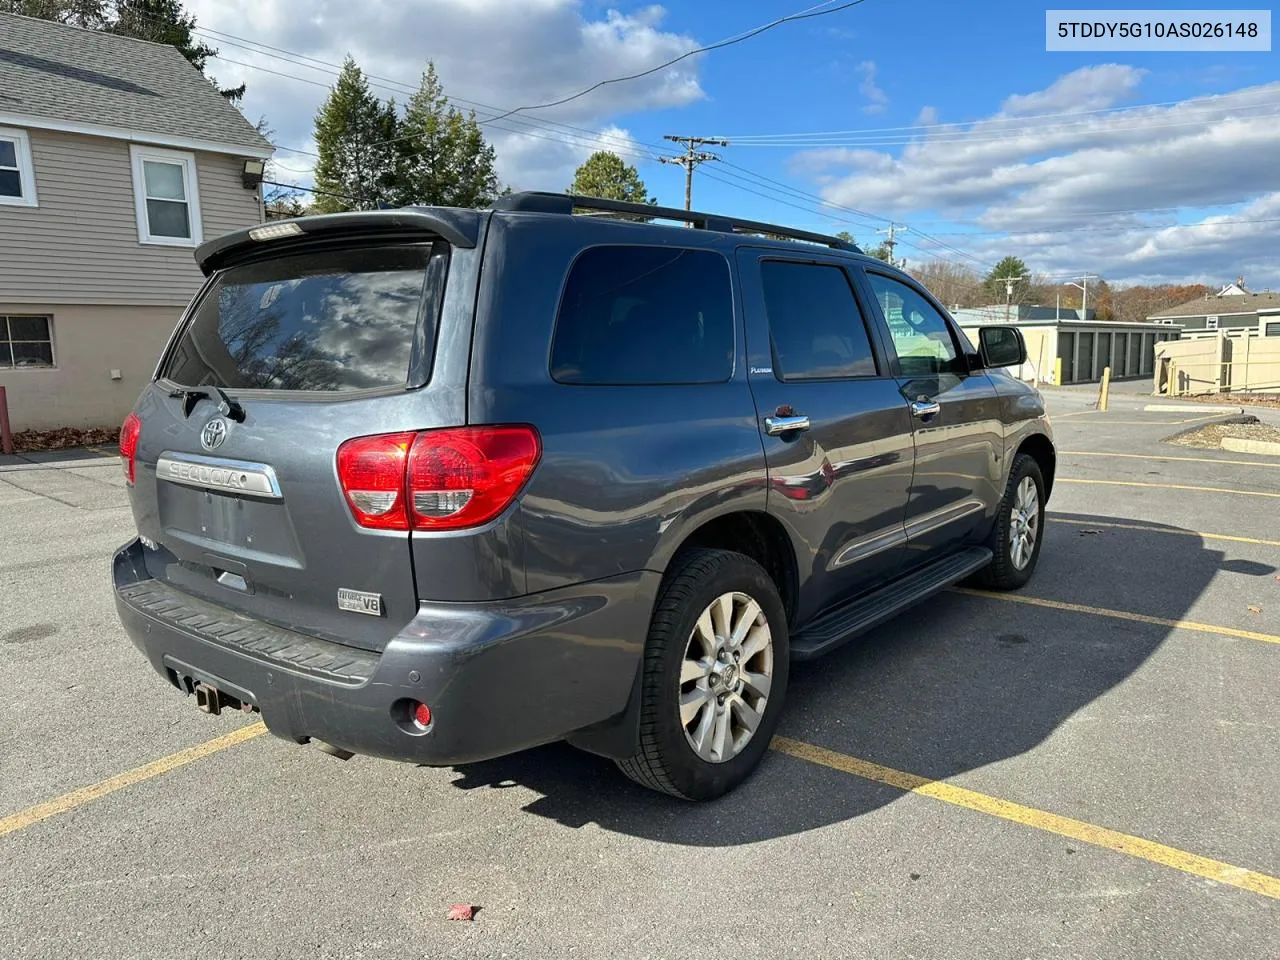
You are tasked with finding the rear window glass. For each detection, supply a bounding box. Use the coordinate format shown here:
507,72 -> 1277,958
162,244 -> 446,392
551,245 -> 734,385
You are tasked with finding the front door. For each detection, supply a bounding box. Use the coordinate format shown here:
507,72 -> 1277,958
856,268 -> 1005,564
737,249 -> 916,625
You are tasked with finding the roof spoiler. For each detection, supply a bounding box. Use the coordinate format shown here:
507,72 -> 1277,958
194,207 -> 485,275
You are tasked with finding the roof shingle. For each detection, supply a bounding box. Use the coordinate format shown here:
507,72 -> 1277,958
0,12 -> 272,153
1148,292 -> 1280,319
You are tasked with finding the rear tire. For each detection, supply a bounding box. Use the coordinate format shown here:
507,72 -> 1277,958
973,453 -> 1046,590
617,548 -> 789,801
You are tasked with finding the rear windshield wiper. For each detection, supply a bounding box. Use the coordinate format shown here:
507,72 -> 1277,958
168,386 -> 246,422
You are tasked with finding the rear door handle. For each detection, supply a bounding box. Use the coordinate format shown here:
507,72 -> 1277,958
764,414 -> 810,436
911,400 -> 941,419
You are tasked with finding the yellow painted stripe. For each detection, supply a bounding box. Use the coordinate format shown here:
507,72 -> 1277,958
771,736 -> 1280,900
0,722 -> 266,839
1051,516 -> 1280,548
1062,450 -> 1280,470
1059,477 -> 1280,499
1049,410 -> 1098,420
952,587 -> 1280,645
1059,417 -> 1225,425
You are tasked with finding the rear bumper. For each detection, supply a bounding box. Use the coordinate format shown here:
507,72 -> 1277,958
113,538 -> 657,766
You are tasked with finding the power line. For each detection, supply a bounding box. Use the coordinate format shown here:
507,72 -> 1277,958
187,9 -> 1000,270
478,0 -> 871,124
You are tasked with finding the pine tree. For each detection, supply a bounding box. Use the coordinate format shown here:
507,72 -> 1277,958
568,151 -> 654,204
312,58 -> 400,213
984,256 -> 1031,302
393,62 -> 502,208
0,0 -> 106,26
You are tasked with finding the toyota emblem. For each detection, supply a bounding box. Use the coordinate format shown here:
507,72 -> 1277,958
200,417 -> 230,451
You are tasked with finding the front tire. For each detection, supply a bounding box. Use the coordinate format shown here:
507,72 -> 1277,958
617,548 -> 790,801
974,453 -> 1046,590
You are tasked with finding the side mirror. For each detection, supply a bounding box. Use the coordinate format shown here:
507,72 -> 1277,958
977,326 -> 1027,369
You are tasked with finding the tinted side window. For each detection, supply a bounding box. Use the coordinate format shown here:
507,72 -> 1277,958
551,246 -> 734,385
865,272 -> 964,376
760,261 -> 878,380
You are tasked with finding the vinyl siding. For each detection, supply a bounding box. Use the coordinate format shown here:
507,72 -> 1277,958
0,128 -> 264,306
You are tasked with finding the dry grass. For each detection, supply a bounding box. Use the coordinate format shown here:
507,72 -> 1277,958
10,426 -> 119,453
1177,392 -> 1280,409
1167,421 -> 1280,450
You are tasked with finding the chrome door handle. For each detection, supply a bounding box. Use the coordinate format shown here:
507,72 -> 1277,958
764,414 -> 810,436
911,400 -> 941,419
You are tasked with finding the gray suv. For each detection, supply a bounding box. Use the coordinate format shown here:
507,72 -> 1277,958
113,192 -> 1054,801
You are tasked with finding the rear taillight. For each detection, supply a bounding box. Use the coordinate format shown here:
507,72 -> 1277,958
336,426 -> 540,532
119,413 -> 141,484
335,431 -> 417,530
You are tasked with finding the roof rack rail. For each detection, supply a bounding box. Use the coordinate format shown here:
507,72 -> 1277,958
492,191 -> 861,253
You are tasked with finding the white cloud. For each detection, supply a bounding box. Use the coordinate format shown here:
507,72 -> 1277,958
999,64 -> 1145,116
855,60 -> 888,114
915,105 -> 939,126
798,67 -> 1280,284
187,0 -> 702,191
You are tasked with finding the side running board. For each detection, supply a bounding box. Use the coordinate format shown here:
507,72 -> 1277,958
790,547 -> 993,661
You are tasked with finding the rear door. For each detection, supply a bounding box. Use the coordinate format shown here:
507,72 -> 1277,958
737,248 -> 916,625
855,268 -> 1005,562
127,235 -> 472,652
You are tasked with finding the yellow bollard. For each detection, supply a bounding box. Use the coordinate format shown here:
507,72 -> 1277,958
1099,365 -> 1112,411
1053,357 -> 1063,386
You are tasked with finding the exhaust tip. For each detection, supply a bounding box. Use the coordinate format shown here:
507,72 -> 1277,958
193,682 -> 222,716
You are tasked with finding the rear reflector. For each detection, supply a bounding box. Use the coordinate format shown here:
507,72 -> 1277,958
119,412 -> 141,484
336,426 -> 540,532
412,701 -> 432,729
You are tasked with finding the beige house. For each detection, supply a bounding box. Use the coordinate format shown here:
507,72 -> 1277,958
0,12 -> 273,431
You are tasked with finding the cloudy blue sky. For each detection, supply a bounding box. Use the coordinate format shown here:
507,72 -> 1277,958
188,0 -> 1280,289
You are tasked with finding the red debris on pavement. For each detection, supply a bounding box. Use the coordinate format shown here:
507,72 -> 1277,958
447,904 -> 476,921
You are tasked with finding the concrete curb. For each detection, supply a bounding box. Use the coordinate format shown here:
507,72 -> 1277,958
0,455 -> 118,473
1144,403 -> 1244,414
1222,437 -> 1280,457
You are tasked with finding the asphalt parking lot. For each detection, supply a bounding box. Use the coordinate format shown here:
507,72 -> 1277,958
2,383 -> 1277,960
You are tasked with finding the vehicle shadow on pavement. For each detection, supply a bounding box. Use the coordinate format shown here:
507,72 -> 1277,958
448,512 -> 1261,844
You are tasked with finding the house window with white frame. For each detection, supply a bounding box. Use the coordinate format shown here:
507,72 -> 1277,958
0,127 -> 38,207
129,145 -> 203,246
1,315 -> 55,368
1206,316 -> 1219,330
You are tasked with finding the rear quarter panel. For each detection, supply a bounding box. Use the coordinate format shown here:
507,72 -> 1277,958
467,213 -> 768,594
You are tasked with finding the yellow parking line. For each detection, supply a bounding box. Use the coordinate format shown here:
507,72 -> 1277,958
952,587 -> 1280,645
1062,450 -> 1280,470
1061,417 -> 1224,425
0,723 -> 266,839
1059,478 -> 1280,499
771,737 -> 1280,900
1051,516 -> 1280,548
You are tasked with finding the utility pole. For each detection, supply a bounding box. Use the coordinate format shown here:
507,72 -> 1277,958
1064,274 -> 1099,314
1000,274 -> 1030,322
876,222 -> 908,266
659,135 -> 729,212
